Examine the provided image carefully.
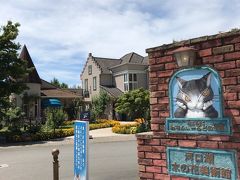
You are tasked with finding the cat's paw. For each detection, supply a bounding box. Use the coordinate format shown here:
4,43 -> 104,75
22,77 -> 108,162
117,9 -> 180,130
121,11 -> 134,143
177,101 -> 186,109
203,100 -> 213,110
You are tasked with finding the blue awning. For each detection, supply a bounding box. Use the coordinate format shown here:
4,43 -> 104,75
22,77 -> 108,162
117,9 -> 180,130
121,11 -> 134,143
41,98 -> 62,108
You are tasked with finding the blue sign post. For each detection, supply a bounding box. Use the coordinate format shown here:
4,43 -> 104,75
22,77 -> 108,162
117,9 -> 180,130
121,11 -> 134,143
74,121 -> 89,180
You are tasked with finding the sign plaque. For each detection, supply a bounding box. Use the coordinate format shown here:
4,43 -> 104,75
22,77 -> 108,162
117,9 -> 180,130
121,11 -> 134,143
166,66 -> 231,135
167,147 -> 237,180
80,111 -> 91,121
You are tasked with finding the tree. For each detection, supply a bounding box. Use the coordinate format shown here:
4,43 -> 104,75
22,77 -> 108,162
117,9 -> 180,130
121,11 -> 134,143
50,77 -> 60,87
60,82 -> 68,89
115,88 -> 150,120
5,107 -> 25,132
65,98 -> 83,120
42,107 -> 68,133
0,21 -> 29,120
91,91 -> 110,119
50,77 -> 68,88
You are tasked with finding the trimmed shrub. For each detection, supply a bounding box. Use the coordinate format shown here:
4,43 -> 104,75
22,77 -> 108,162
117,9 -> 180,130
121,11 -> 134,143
62,120 -> 74,126
112,124 -> 138,134
112,118 -> 150,134
1,119 -> 120,143
90,119 -> 120,130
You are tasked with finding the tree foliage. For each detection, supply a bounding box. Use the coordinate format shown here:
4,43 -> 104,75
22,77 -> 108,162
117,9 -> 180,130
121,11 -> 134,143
115,88 -> 150,120
0,21 -> 29,119
91,91 -> 110,119
50,77 -> 68,88
42,108 -> 68,132
5,107 -> 25,132
65,98 -> 83,120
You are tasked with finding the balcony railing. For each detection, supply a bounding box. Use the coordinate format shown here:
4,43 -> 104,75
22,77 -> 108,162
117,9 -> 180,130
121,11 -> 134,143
83,90 -> 89,98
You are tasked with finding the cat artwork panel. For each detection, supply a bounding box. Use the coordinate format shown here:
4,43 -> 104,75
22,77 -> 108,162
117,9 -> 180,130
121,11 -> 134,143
174,72 -> 218,118
167,67 -> 231,135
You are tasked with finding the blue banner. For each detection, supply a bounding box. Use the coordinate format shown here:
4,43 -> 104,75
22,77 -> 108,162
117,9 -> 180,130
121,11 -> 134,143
167,147 -> 238,180
74,121 -> 89,180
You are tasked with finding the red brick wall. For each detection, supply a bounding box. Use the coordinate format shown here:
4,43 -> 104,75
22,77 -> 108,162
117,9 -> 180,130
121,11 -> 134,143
137,32 -> 240,180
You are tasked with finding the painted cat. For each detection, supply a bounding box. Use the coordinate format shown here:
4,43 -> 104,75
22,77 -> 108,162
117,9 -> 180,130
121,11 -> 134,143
174,72 -> 218,118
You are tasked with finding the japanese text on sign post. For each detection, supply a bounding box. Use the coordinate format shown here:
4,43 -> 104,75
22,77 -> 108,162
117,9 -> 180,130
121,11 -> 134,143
74,121 -> 89,180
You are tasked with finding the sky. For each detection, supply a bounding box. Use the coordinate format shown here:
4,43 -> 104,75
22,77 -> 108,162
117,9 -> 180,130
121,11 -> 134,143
0,0 -> 240,87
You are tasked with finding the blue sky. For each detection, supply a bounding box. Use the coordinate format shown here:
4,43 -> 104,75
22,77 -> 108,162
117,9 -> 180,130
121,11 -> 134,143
0,0 -> 240,87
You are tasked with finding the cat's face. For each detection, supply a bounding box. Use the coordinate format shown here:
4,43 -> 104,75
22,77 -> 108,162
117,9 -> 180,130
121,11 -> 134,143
176,72 -> 213,110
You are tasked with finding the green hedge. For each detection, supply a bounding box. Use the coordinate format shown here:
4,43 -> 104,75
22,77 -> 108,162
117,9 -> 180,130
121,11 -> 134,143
90,120 -> 120,130
6,128 -> 75,142
2,119 -> 120,143
112,118 -> 150,134
112,124 -> 138,134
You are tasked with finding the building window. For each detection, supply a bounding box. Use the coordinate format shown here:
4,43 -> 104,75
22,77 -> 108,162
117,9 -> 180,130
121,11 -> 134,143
23,104 -> 28,117
93,77 -> 97,91
88,65 -> 92,75
35,99 -> 38,117
84,79 -> 89,98
84,79 -> 88,91
124,73 -> 137,91
124,74 -> 128,91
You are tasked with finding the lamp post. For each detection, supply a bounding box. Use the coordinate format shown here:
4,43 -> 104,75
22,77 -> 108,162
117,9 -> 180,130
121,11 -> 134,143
172,46 -> 197,67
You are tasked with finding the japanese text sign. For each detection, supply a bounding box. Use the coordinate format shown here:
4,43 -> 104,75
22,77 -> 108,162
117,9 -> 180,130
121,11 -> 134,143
167,147 -> 237,180
74,121 -> 89,180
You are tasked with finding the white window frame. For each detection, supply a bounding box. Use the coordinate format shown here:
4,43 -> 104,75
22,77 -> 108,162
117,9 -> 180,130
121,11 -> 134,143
93,76 -> 97,91
123,73 -> 137,91
84,79 -> 88,91
88,65 -> 92,75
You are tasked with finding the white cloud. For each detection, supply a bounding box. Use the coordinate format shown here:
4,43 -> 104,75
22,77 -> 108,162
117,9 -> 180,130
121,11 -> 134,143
0,0 -> 240,85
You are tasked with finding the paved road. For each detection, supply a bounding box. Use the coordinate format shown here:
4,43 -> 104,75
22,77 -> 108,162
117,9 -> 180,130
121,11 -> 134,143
0,140 -> 138,180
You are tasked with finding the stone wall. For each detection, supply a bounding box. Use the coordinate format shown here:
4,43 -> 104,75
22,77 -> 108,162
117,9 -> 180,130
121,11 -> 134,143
136,30 -> 240,180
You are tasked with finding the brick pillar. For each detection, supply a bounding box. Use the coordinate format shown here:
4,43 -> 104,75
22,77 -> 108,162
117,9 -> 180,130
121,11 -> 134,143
136,31 -> 240,180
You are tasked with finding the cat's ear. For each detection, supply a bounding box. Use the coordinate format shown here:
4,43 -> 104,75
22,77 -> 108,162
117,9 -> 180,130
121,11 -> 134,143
176,77 -> 186,88
202,72 -> 211,87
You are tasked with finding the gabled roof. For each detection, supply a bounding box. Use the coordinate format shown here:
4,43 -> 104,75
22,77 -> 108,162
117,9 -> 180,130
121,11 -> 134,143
94,57 -> 121,74
41,89 -> 80,98
81,52 -> 148,76
41,79 -> 58,90
100,86 -> 123,98
68,88 -> 83,97
41,79 -> 82,98
142,56 -> 149,65
20,45 -> 41,84
120,52 -> 144,64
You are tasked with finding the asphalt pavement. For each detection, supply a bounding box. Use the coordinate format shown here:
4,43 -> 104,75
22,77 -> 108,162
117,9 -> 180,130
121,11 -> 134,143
0,121 -> 137,148
0,141 -> 138,180
0,125 -> 139,180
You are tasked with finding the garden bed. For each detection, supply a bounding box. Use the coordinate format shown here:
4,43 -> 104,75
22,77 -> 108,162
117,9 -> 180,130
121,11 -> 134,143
0,119 -> 120,143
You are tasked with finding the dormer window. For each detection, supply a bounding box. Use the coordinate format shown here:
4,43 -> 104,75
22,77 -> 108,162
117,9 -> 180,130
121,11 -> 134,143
88,65 -> 92,75
124,73 -> 137,91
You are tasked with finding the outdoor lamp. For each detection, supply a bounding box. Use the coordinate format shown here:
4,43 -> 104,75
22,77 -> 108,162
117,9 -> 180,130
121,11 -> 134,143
172,46 -> 197,67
